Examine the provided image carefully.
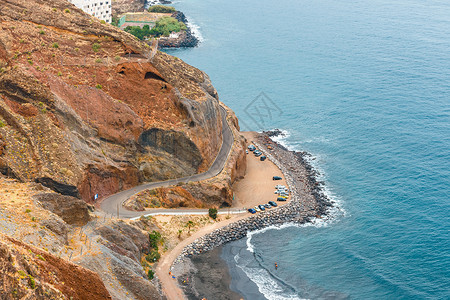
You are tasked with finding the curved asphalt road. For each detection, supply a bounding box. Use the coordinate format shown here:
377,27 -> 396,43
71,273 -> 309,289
100,106 -> 239,219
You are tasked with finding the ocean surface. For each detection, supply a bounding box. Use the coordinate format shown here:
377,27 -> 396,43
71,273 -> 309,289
164,0 -> 450,298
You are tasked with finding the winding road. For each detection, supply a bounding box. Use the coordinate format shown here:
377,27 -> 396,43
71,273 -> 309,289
100,105 -> 238,218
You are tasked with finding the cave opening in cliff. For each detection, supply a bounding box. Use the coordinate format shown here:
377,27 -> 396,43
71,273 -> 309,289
144,72 -> 166,82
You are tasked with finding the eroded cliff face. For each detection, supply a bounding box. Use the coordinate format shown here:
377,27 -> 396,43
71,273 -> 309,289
0,0 -> 233,203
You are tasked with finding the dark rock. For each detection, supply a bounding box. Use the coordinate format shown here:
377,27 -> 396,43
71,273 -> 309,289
33,193 -> 90,226
35,177 -> 80,198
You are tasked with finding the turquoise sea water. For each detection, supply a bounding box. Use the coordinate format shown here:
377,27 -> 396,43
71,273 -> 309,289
165,0 -> 450,298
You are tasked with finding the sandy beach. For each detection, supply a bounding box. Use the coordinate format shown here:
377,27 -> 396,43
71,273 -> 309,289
232,131 -> 290,209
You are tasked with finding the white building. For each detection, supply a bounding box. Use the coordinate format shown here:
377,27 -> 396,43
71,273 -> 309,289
69,0 -> 112,23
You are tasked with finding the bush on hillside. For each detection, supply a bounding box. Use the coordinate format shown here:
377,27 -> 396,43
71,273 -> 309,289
208,208 -> 218,220
150,16 -> 186,37
125,17 -> 186,39
124,25 -> 152,40
148,5 -> 176,13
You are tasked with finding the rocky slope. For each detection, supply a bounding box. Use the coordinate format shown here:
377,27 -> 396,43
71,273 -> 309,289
0,233 -> 111,300
0,176 -> 165,299
112,0 -> 147,16
0,0 -> 244,205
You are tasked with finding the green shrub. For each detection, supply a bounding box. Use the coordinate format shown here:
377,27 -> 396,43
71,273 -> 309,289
52,42 -> 59,48
18,270 -> 27,278
100,20 -> 106,24
92,43 -> 101,52
95,84 -> 102,89
29,276 -> 36,289
114,55 -> 120,62
148,5 -> 176,13
64,8 -> 70,13
37,254 -> 45,261
95,58 -> 102,63
147,269 -> 155,280
145,249 -> 160,262
208,208 -> 218,220
111,16 -> 119,27
57,71 -> 62,76
149,16 -> 186,37
39,30 -> 45,35
149,230 -> 161,249
25,209 -> 31,213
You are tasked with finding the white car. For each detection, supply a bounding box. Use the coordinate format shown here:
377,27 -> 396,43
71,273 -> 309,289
254,206 -> 261,212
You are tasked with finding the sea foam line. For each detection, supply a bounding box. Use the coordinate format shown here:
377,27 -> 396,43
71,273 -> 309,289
266,128 -> 347,220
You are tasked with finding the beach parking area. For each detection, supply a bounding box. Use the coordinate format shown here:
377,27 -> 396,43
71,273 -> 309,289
232,131 -> 290,210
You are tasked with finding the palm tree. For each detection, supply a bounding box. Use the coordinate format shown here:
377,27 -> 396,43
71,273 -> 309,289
186,220 -> 194,233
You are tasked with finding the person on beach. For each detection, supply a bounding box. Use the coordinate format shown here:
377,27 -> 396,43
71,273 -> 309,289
275,262 -> 278,270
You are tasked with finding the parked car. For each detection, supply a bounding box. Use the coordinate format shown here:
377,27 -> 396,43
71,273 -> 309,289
277,197 -> 287,201
273,176 -> 282,180
246,150 -> 249,154
269,201 -> 278,207
258,204 -> 266,211
248,208 -> 257,214
248,145 -> 256,151
255,152 -> 263,157
275,185 -> 286,189
254,206 -> 261,212
264,203 -> 271,209
254,150 -> 261,155
260,156 -> 267,161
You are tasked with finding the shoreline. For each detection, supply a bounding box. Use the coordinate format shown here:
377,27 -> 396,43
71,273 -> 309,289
175,130 -> 333,260
170,130 -> 334,298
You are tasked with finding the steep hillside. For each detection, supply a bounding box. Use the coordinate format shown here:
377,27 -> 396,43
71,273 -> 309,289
0,0 -> 243,204
0,233 -> 111,299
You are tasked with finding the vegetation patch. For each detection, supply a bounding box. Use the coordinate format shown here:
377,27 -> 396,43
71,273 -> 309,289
92,43 -> 101,52
208,207 -> 218,220
124,17 -> 186,40
148,5 -> 176,13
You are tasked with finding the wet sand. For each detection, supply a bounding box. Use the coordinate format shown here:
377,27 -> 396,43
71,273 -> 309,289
175,246 -> 244,300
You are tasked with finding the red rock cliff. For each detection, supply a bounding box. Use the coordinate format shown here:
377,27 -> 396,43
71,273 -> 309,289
0,0 -> 242,203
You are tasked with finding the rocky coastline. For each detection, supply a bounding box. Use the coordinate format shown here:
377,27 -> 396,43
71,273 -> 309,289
158,11 -> 199,48
172,130 -> 334,264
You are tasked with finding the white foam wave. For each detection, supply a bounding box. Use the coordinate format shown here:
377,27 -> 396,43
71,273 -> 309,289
238,264 -> 305,300
246,223 -> 297,253
269,129 -> 293,150
301,154 -> 347,221
186,16 -> 204,43
267,128 -> 347,220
